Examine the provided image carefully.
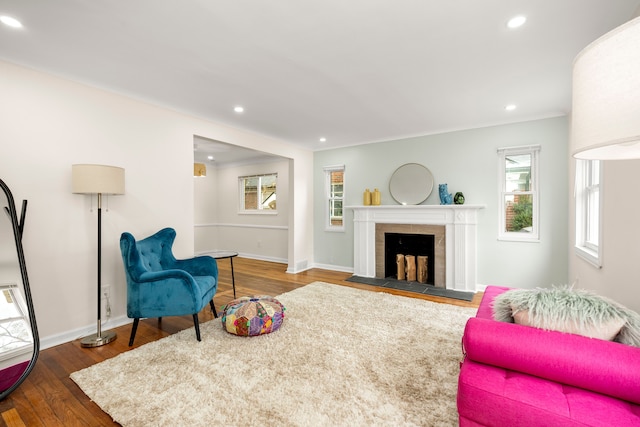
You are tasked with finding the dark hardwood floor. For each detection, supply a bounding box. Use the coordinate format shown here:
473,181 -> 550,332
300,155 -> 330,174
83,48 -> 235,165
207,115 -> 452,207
0,258 -> 481,426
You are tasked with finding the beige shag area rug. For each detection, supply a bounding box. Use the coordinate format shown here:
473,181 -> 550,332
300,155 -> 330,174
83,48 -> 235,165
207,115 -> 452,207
71,282 -> 476,426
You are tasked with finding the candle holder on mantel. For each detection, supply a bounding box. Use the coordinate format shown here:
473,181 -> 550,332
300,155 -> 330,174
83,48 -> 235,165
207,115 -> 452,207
363,188 -> 371,205
372,188 -> 381,205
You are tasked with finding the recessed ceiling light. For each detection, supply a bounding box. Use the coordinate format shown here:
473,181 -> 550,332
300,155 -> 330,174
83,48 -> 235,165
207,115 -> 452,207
0,15 -> 23,28
207,155 -> 214,160
507,15 -> 526,29
505,104 -> 517,111
319,137 -> 327,142
234,106 -> 244,113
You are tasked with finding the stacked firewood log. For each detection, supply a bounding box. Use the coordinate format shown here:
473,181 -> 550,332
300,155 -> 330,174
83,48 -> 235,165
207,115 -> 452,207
396,254 -> 428,283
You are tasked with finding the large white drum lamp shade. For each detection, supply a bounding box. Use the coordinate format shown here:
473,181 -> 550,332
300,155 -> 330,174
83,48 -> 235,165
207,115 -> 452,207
72,164 -> 125,195
572,16 -> 640,160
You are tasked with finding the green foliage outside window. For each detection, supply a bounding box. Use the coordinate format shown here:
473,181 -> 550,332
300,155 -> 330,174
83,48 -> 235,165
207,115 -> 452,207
511,196 -> 533,231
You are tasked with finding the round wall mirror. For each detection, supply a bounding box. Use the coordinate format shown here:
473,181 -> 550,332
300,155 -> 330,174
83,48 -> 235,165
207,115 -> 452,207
389,163 -> 434,205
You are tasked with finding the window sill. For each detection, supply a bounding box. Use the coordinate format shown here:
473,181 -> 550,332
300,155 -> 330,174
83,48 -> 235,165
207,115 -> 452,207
498,232 -> 539,243
238,210 -> 278,215
575,245 -> 602,268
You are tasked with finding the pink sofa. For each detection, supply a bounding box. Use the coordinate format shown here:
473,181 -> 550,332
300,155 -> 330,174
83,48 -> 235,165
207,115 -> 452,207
457,285 -> 640,426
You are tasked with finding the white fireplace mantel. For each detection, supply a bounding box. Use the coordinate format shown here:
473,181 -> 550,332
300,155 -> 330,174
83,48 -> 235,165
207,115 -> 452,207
347,205 -> 485,292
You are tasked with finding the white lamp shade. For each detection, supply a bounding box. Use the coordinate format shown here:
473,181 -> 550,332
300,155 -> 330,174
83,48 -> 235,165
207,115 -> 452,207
72,164 -> 125,195
571,16 -> 640,160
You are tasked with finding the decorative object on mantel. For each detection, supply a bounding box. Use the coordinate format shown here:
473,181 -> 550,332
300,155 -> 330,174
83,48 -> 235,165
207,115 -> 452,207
363,188 -> 371,205
454,192 -> 465,205
372,188 -> 381,205
438,183 -> 453,205
389,163 -> 434,205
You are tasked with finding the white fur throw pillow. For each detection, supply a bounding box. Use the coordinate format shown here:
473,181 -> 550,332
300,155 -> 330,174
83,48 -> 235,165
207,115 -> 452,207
492,286 -> 640,347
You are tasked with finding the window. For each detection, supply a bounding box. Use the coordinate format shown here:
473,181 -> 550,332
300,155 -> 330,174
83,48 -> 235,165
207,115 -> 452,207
239,173 -> 277,213
0,284 -> 33,361
324,165 -> 345,231
575,159 -> 602,267
498,145 -> 540,241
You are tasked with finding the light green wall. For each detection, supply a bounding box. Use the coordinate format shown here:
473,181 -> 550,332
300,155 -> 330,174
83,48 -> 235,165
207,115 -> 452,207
314,116 -> 569,289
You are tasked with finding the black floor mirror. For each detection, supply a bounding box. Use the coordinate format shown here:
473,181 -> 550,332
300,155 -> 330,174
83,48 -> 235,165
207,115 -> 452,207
0,178 -> 39,401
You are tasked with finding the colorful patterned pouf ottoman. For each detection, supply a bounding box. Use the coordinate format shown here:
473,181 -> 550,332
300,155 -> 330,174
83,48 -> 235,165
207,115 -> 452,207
221,295 -> 285,336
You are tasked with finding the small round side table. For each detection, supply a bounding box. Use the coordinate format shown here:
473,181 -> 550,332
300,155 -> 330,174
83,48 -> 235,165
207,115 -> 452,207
204,250 -> 239,298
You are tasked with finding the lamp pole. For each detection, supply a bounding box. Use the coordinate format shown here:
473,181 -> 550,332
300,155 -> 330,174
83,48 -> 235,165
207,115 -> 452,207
80,192 -> 117,347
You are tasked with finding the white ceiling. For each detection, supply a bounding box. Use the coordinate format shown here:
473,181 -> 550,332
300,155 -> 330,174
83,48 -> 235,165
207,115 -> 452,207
1,0 -> 639,160
193,135 -> 281,166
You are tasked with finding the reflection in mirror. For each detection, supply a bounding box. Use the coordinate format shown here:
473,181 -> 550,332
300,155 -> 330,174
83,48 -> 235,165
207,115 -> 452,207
0,179 -> 38,400
389,163 -> 434,205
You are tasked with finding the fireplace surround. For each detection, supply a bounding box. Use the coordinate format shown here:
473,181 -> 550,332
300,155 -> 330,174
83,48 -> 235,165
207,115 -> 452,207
349,205 -> 484,292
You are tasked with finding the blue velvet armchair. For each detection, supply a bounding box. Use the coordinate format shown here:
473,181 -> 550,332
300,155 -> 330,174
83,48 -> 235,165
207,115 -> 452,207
120,227 -> 218,346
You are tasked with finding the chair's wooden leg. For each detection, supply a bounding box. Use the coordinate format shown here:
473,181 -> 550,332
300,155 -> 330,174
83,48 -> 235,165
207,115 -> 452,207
193,314 -> 201,341
210,300 -> 218,318
129,318 -> 140,346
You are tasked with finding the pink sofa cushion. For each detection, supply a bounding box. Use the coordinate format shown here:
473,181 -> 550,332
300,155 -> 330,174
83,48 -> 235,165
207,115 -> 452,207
458,359 -> 640,427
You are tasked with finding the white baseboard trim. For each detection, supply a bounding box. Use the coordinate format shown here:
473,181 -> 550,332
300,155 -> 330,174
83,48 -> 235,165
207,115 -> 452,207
196,249 -> 287,265
237,252 -> 287,264
286,265 -> 312,274
311,262 -> 354,274
40,315 -> 131,351
195,223 -> 288,231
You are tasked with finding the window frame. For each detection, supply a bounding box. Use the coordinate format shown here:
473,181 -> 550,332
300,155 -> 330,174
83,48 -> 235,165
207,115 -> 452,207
238,173 -> 278,215
575,159 -> 603,267
497,145 -> 540,242
324,165 -> 345,232
0,284 -> 33,362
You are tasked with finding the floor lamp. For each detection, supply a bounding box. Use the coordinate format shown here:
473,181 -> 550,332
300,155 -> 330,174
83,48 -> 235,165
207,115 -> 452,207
72,164 -> 125,348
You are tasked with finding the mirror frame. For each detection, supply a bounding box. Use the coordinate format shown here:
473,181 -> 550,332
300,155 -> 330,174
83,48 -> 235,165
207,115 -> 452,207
389,163 -> 434,205
0,179 -> 39,401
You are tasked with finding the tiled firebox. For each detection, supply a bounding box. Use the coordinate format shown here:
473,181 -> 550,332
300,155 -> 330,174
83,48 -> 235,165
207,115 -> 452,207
375,223 -> 446,288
